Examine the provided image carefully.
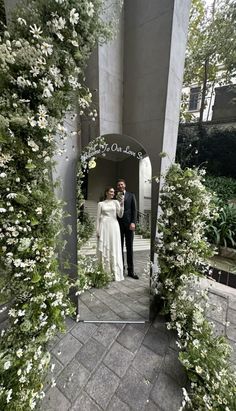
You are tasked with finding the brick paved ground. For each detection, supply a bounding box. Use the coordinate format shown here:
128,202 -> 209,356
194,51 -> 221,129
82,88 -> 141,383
39,253 -> 236,411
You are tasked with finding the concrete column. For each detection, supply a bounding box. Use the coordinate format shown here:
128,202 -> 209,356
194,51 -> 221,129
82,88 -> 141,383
123,0 -> 191,256
98,6 -> 124,136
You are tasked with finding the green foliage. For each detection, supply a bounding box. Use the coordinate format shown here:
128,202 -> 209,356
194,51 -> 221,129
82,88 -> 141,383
154,162 -> 236,410
136,223 -> 150,239
204,175 -> 236,202
177,125 -> 236,178
153,163 -> 217,310
207,203 -> 236,248
167,281 -> 236,411
182,0 -> 236,121
77,212 -> 95,250
76,255 -> 111,295
203,175 -> 236,249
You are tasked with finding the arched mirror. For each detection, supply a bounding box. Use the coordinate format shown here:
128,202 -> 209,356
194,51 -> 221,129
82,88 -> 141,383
77,134 -> 152,322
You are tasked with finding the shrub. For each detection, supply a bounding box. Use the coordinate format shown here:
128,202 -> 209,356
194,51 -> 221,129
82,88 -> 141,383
77,212 -> 95,250
204,175 -> 236,203
76,255 -> 111,296
207,203 -> 236,249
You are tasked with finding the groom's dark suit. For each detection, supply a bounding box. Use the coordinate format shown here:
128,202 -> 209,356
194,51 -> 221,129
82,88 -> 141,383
117,191 -> 137,275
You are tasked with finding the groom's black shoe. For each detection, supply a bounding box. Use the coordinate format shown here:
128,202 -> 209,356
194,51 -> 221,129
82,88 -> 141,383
128,272 -> 139,280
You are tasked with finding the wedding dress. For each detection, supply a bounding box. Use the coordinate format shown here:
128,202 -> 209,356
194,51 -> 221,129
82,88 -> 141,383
96,200 -> 124,281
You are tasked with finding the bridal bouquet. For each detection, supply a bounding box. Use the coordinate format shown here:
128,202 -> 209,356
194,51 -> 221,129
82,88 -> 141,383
116,192 -> 124,204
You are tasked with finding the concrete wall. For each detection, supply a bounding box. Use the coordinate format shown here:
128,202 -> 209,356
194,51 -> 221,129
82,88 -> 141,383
81,48 -> 100,148
123,0 -> 191,252
52,114 -> 79,288
212,85 -> 236,122
117,157 -> 139,204
98,7 -> 124,136
87,158 -> 118,202
139,157 -> 152,214
87,156 -> 140,205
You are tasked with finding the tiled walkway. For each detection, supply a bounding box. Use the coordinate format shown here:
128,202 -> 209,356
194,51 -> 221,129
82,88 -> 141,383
39,252 -> 236,410
79,251 -> 150,322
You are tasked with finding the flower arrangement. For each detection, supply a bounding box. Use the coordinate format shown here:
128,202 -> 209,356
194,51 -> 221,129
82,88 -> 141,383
154,163 -> 236,410
152,164 -> 217,311
168,278 -> 236,411
76,254 -> 111,299
0,0 -> 118,408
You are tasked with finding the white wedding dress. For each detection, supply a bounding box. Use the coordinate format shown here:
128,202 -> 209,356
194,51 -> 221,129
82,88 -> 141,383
96,200 -> 124,281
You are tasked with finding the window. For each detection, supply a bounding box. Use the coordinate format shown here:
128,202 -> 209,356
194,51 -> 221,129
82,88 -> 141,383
188,87 -> 201,111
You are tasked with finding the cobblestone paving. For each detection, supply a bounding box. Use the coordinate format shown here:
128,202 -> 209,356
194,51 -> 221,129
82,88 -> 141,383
38,253 -> 236,411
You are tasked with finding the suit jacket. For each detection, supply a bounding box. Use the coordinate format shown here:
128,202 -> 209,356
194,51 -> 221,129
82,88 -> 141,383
117,191 -> 137,226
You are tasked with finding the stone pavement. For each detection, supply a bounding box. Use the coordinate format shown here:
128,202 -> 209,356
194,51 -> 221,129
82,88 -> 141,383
39,252 -> 236,411
79,251 -> 150,322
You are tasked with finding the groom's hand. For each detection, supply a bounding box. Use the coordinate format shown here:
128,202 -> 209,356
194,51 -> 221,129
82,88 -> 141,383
129,223 -> 135,231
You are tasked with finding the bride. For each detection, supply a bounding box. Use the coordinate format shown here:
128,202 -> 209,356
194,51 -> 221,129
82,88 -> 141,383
96,187 -> 124,281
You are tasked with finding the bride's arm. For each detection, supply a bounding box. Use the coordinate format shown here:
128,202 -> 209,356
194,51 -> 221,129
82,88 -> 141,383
115,200 -> 124,218
96,202 -> 102,237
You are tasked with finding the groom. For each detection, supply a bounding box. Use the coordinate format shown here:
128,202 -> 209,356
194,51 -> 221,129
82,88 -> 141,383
116,179 -> 139,280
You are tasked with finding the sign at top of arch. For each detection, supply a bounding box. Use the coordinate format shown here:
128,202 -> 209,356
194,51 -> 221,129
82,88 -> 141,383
80,142 -> 143,163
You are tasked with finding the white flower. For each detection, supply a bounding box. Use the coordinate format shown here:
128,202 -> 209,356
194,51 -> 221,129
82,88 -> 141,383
70,8 -> 79,25
86,2 -> 95,17
43,87 -> 53,98
192,339 -> 200,348
16,76 -> 31,88
30,66 -> 40,77
41,42 -> 53,56
0,173 -> 7,178
17,309 -> 25,317
38,117 -> 48,129
70,39 -> 79,47
8,308 -> 17,317
36,207 -> 43,215
68,75 -> 79,89
51,17 -> 66,31
13,259 -> 22,267
56,32 -> 64,41
17,17 -> 27,26
44,156 -> 51,163
6,389 -> 12,403
195,365 -> 203,374
51,378 -> 56,387
28,140 -> 39,152
16,349 -> 23,358
0,208 -> 7,212
38,105 -> 47,117
29,24 -> 43,38
28,117 -> 37,127
4,360 -> 11,370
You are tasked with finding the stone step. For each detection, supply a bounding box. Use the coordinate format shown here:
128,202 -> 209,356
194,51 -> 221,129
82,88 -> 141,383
79,245 -> 150,255
80,233 -> 150,255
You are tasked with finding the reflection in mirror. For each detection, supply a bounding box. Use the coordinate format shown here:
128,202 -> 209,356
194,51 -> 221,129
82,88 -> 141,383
77,135 -> 152,322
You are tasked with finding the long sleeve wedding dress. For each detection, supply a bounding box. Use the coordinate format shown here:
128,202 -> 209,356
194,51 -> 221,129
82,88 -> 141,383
96,199 -> 124,281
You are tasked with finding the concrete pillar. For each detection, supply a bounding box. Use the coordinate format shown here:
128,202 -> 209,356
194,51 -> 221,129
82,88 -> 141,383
123,0 -> 191,256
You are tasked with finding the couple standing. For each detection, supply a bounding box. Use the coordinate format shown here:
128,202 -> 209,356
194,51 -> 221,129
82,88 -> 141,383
96,179 -> 139,282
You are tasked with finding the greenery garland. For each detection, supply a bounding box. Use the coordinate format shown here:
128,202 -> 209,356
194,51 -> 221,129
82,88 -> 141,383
154,163 -> 236,410
0,0 -> 116,409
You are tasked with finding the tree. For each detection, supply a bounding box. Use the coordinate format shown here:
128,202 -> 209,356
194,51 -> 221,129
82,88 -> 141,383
182,0 -> 236,123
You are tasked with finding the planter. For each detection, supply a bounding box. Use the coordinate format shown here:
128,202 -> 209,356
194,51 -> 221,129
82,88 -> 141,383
219,246 -> 236,261
209,266 -> 236,289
